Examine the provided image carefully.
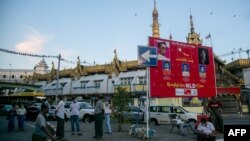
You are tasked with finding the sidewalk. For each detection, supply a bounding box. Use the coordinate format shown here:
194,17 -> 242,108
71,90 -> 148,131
56,114 -> 250,141
59,123 -> 224,141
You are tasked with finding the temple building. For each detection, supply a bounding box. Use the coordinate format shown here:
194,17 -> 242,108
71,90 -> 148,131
1,1 -> 249,114
34,58 -> 49,74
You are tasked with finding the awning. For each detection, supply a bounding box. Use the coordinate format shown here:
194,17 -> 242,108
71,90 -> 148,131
217,87 -> 241,95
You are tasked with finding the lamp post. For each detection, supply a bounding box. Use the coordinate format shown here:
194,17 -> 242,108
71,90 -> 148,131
55,54 -> 61,104
9,64 -> 12,80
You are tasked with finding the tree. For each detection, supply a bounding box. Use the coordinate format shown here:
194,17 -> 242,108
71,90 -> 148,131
112,87 -> 132,132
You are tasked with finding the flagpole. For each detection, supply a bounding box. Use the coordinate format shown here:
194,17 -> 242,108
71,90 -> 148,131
209,33 -> 213,47
146,66 -> 149,138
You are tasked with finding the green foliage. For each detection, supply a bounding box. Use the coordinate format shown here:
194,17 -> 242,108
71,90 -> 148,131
112,87 -> 132,131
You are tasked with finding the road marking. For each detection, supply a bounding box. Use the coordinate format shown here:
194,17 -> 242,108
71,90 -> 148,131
25,123 -> 34,128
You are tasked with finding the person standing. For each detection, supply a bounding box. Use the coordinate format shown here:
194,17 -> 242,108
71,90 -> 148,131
32,103 -> 56,141
93,96 -> 104,139
207,97 -> 224,133
7,105 -> 17,132
56,96 -> 65,139
17,104 -> 26,131
70,98 -> 82,135
104,101 -> 112,134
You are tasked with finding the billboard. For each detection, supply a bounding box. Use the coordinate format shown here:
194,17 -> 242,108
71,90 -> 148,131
148,37 -> 216,98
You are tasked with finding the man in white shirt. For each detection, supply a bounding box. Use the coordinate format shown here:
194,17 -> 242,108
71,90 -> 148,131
70,98 -> 82,135
157,42 -> 170,61
104,101 -> 112,134
17,104 -> 26,131
197,118 -> 216,141
56,96 -> 65,139
182,64 -> 190,77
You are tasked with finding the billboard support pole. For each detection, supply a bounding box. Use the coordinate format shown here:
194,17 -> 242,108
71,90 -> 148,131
146,66 -> 150,138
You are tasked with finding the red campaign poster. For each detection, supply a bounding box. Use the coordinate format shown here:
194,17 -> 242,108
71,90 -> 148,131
148,37 -> 216,98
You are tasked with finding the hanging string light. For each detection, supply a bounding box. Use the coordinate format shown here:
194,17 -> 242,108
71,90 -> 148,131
0,48 -> 93,65
60,58 -> 93,65
0,48 -> 58,58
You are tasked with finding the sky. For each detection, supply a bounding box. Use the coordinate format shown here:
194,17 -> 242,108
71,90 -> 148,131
1,0 -> 250,70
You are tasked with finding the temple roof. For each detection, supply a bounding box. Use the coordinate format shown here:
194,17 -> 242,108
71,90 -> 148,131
186,14 -> 202,45
36,58 -> 49,69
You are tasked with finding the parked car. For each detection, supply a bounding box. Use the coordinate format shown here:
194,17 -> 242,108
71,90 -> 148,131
46,104 -> 70,121
64,102 -> 71,121
123,106 -> 144,122
33,103 -> 42,109
78,102 -> 95,123
146,105 -> 198,125
47,101 -> 94,123
26,106 -> 40,121
46,105 -> 57,121
0,104 -> 13,116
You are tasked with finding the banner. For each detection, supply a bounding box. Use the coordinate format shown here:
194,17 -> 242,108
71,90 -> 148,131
148,37 -> 216,98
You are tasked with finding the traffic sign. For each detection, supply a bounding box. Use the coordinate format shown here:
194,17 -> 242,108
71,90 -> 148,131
138,46 -> 157,66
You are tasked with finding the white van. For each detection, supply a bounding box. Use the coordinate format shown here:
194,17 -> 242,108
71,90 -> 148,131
146,105 -> 198,125
64,101 -> 95,123
78,102 -> 95,123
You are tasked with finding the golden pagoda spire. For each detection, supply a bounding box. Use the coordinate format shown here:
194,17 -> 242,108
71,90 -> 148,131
186,12 -> 202,45
152,0 -> 160,38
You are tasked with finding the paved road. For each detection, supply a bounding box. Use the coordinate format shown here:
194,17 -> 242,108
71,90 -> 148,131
1,114 -> 249,141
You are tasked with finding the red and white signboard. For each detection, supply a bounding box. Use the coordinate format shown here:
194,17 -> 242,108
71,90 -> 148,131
148,37 -> 216,98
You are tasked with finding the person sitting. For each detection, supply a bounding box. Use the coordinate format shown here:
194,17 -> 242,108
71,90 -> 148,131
175,115 -> 195,136
197,118 -> 216,141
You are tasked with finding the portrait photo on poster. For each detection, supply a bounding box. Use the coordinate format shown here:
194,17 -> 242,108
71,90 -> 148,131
199,65 -> 206,78
182,63 -> 190,77
162,61 -> 171,70
157,41 -> 170,61
198,48 -> 209,65
199,65 -> 206,73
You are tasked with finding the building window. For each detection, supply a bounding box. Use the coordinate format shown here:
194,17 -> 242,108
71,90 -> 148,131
94,80 -> 103,87
120,77 -> 133,85
80,81 -> 89,88
139,77 -> 146,84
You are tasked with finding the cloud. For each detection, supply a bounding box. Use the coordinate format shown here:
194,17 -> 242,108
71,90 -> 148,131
15,28 -> 48,53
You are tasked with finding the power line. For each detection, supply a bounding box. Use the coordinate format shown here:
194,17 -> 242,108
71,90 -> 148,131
218,47 -> 250,59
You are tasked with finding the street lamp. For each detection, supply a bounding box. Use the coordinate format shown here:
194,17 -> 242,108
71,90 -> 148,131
55,54 -> 61,104
9,64 -> 12,80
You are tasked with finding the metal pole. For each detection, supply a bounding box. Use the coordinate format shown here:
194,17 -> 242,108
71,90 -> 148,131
146,67 -> 150,138
55,54 -> 61,104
